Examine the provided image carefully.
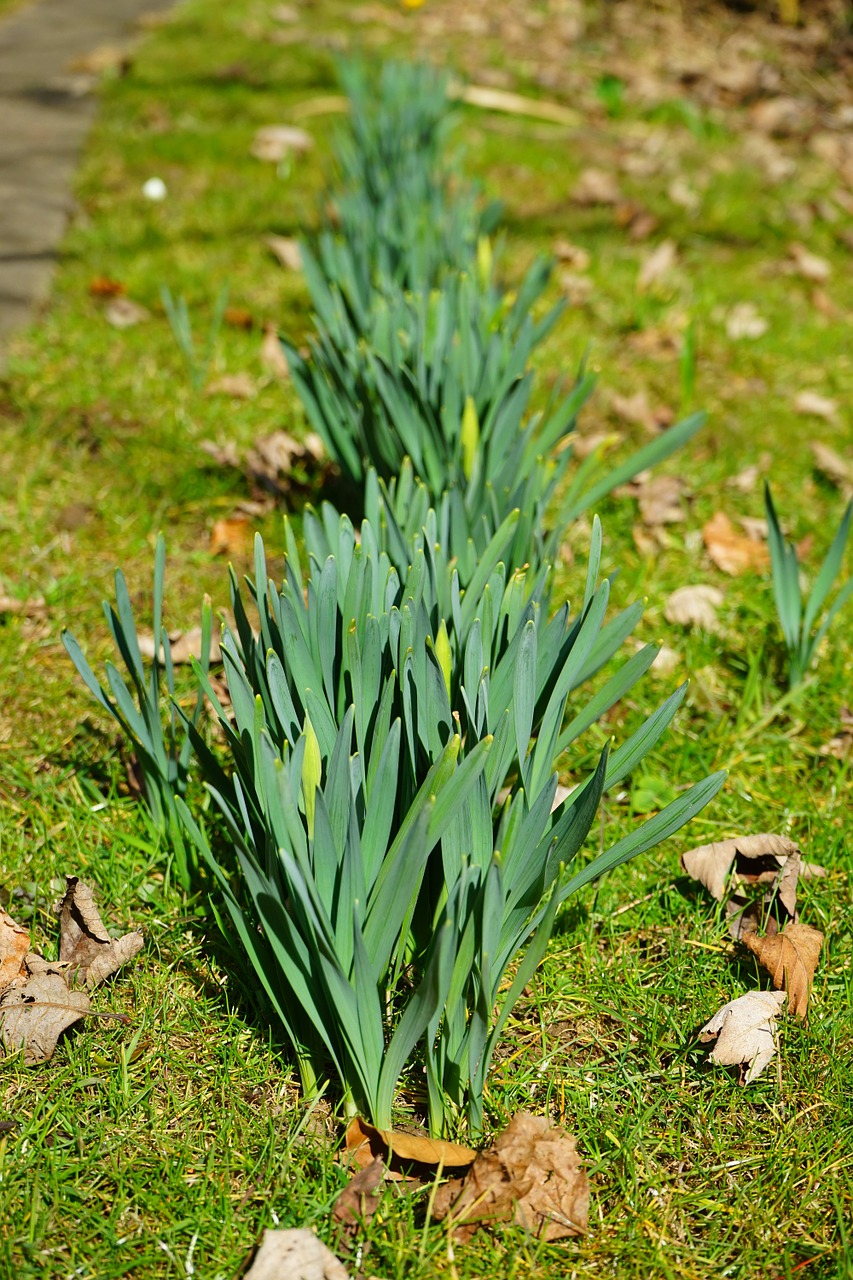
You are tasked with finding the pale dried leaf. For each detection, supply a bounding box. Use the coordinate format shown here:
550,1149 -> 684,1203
667,178 -> 700,212
726,303 -> 768,340
811,442 -> 853,496
788,241 -> 831,282
0,594 -> 46,617
699,990 -> 786,1084
58,878 -> 144,988
456,84 -> 579,127
105,298 -> 150,328
0,909 -> 30,991
137,625 -> 222,665
681,833 -> 800,904
210,516 -> 253,557
637,474 -> 687,526
728,464 -> 761,493
250,124 -> 313,162
664,584 -> 724,632
432,1112 -> 588,1242
261,324 -> 290,379
265,234 -> 303,271
553,239 -> 590,270
638,240 -> 677,290
702,511 -> 770,575
573,168 -> 621,206
742,924 -> 823,1017
205,372 -> 256,399
610,389 -> 657,433
749,96 -> 812,137
244,1228 -> 349,1280
0,969 -> 91,1065
794,391 -> 838,420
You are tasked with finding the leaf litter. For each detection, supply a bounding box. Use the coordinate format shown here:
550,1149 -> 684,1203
742,924 -> 824,1018
0,878 -> 142,1065
699,990 -> 786,1084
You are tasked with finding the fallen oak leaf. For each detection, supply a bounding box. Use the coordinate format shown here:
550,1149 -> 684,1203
742,924 -> 824,1017
431,1112 -> 588,1242
698,990 -> 786,1084
0,908 -> 30,990
702,511 -> 769,575
58,878 -> 144,988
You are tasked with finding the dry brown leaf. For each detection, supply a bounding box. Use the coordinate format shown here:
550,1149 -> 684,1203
553,239 -> 590,270
0,969 -> 91,1066
788,241 -> 831,283
636,474 -> 687,526
455,84 -> 579,127
246,430 -> 325,495
138,625 -> 222,666
432,1112 -> 588,1242
794,390 -> 838,420
69,43 -> 132,76
573,168 -> 621,206
0,909 -> 29,991
223,306 -> 254,330
681,833 -> 825,940
89,277 -> 125,298
105,298 -> 150,328
559,271 -> 593,305
742,924 -> 823,1017
610,390 -> 658,434
332,1157 -> 385,1231
250,124 -> 313,162
749,96 -> 812,137
702,511 -> 770,575
667,178 -> 700,212
728,464 -> 761,493
58,878 -> 144,988
243,1228 -> 350,1280
810,287 -> 839,319
205,373 -> 256,399
265,234 -> 303,271
261,324 -> 290,379
637,240 -> 677,291
698,990 -> 786,1084
664,584 -> 724,632
345,1117 -> 476,1173
210,516 -> 253,558
0,594 -> 46,617
811,442 -> 853,498
726,302 -> 768,340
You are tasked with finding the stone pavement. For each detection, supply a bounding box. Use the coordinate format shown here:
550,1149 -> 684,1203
0,0 -> 171,362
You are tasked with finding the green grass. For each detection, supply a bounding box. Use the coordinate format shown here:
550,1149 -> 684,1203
1,0 -> 852,1276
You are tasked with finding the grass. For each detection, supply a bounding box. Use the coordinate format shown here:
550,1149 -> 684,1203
1,0 -> 852,1276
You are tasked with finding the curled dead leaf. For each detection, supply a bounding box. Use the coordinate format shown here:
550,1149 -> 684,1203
345,1116 -> 476,1174
702,511 -> 769,575
573,168 -> 621,206
681,833 -> 825,940
58,878 -> 144,988
664,584 -> 724,632
811,441 -> 853,498
332,1157 -> 385,1231
431,1112 -> 588,1242
699,990 -> 786,1084
742,924 -> 823,1018
0,909 -> 30,990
